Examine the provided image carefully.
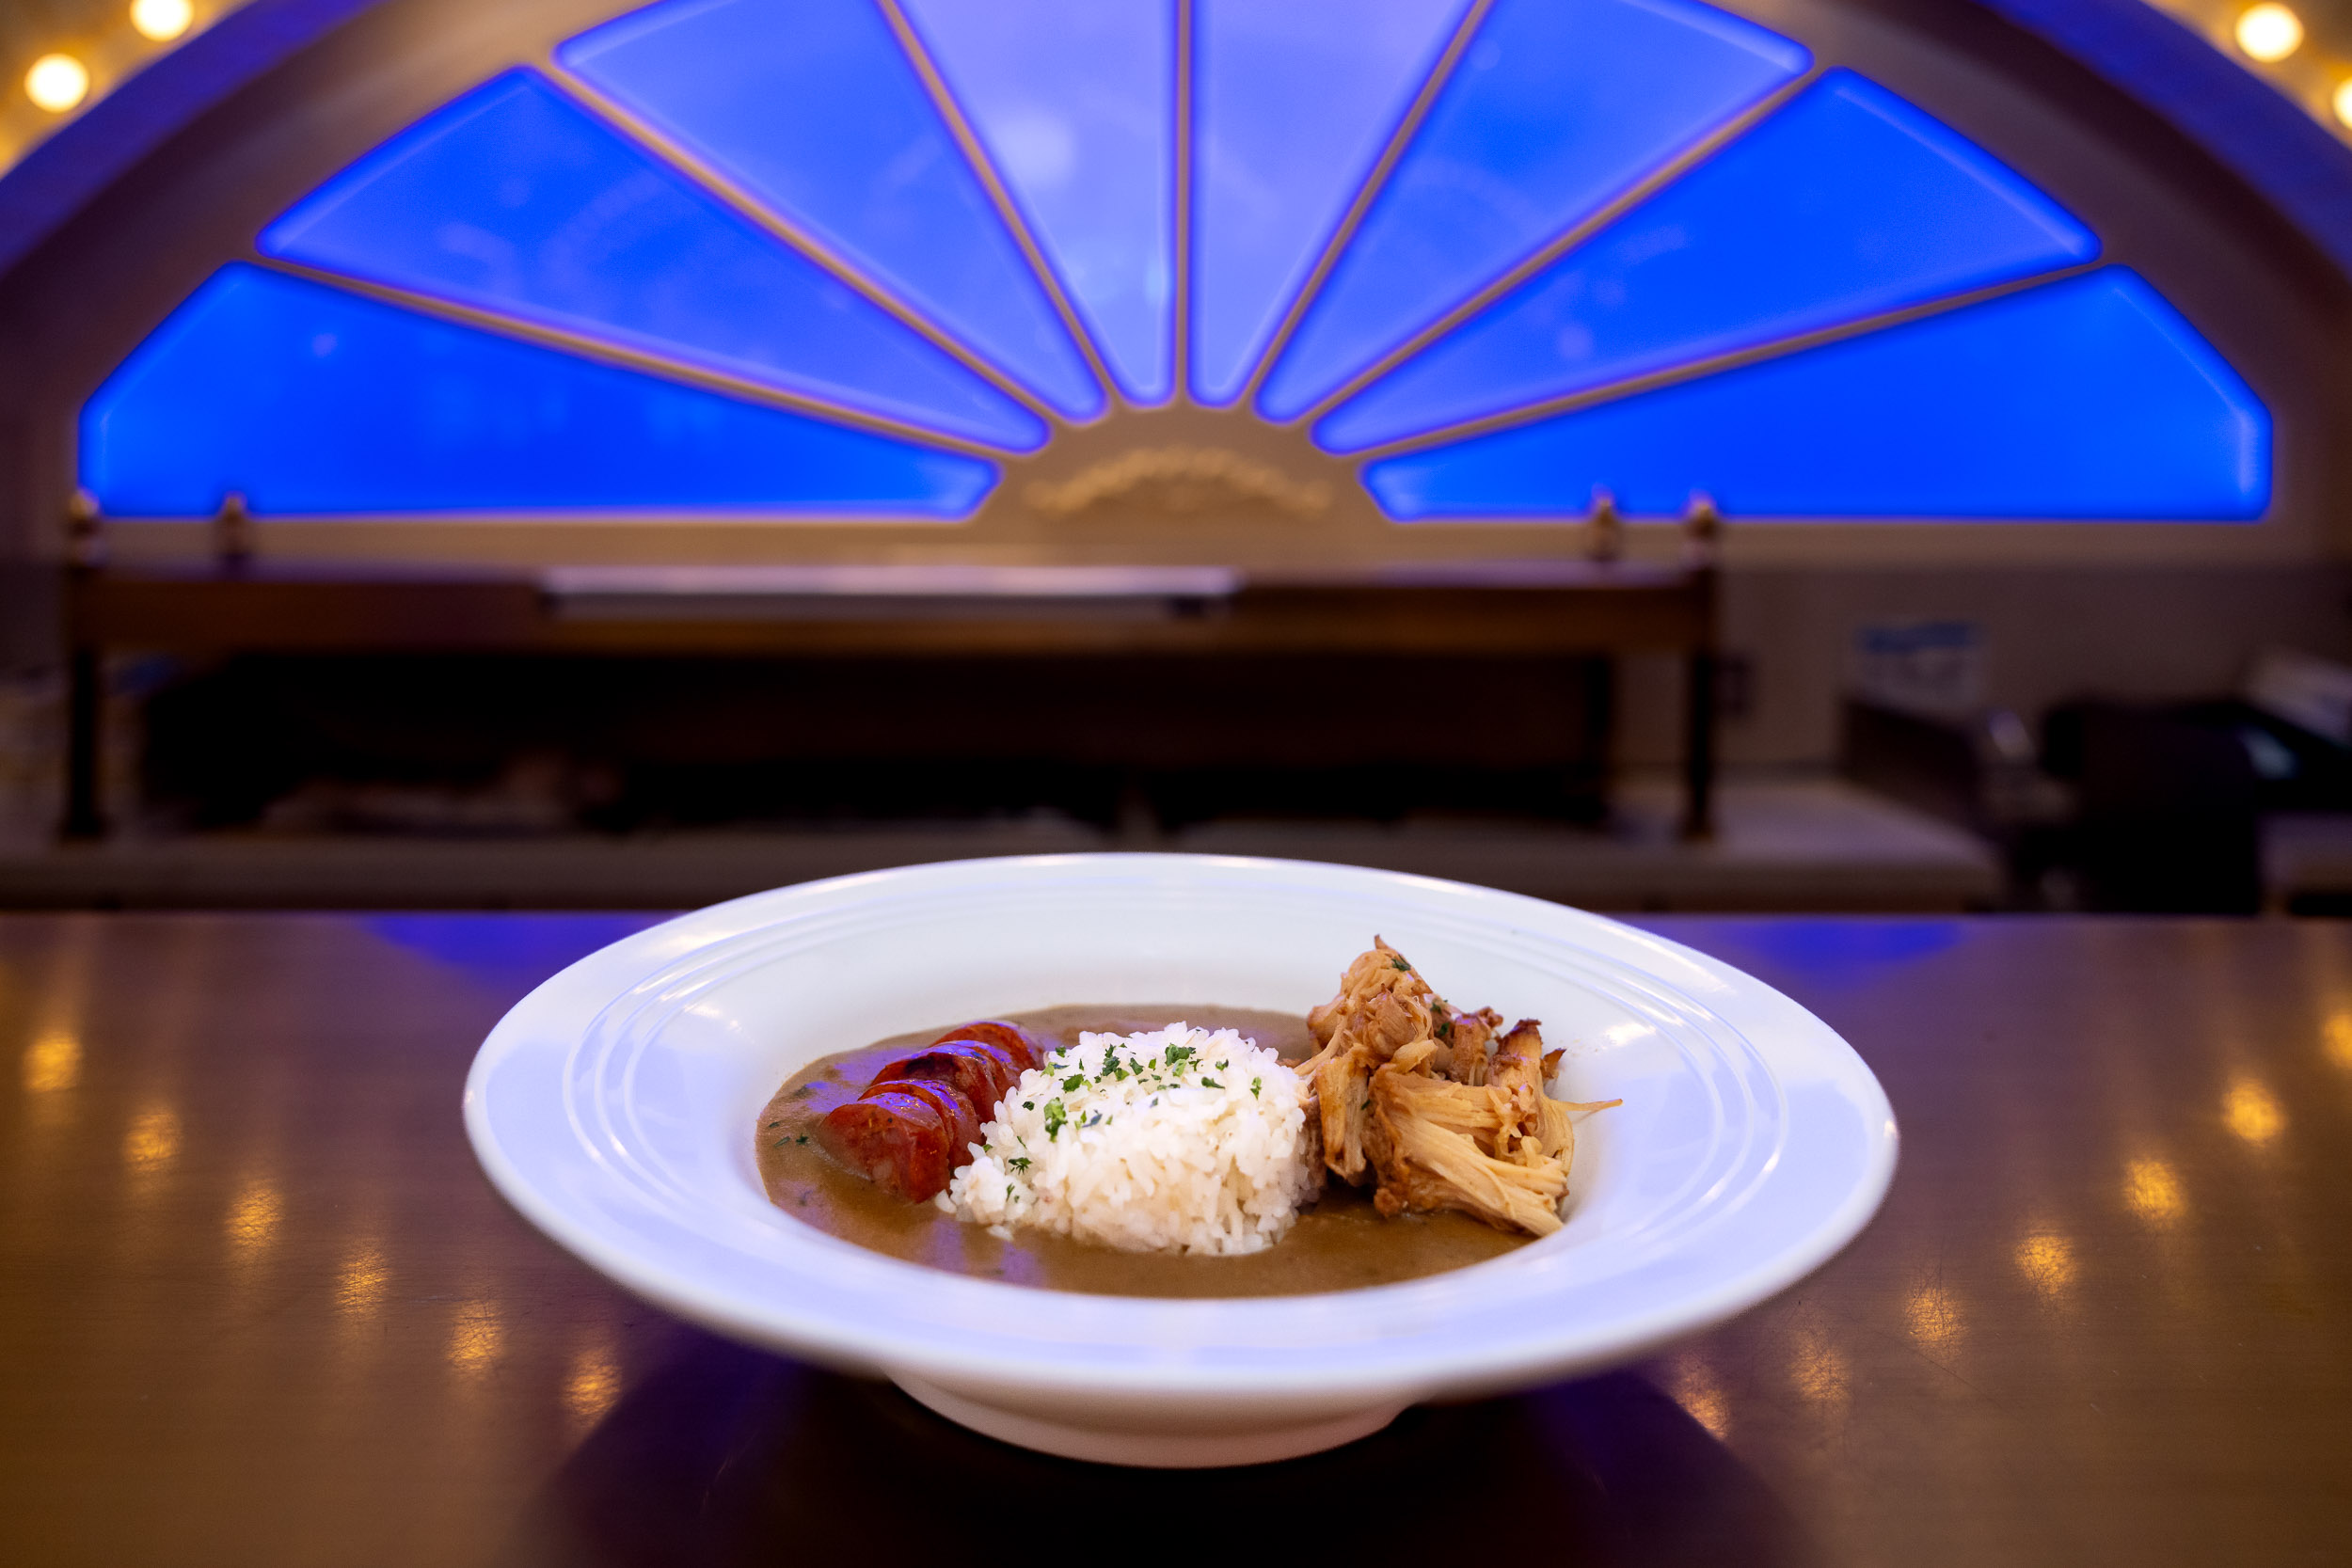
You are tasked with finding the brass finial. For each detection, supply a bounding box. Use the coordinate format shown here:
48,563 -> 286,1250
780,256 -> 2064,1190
1586,485 -> 1622,563
215,490 -> 253,569
1682,490 -> 1722,570
66,488 -> 105,569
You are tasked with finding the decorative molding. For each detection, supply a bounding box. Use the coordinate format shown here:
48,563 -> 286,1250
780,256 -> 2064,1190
1024,445 -> 1331,524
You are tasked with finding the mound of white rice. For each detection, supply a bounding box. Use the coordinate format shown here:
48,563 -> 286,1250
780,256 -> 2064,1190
941,1023 -> 1316,1255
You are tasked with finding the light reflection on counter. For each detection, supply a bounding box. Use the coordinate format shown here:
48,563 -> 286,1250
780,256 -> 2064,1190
20,1031 -> 80,1137
2325,1013 -> 2352,1071
22,1031 -> 79,1093
2124,1158 -> 2185,1224
1905,1285 -> 1964,1350
1785,1325 -> 1849,1409
449,1300 -> 502,1378
564,1338 -> 623,1430
226,1178 -> 280,1259
1661,1351 -> 1731,1440
337,1243 -> 389,1318
333,1242 -> 390,1373
2014,1230 -> 2076,1298
122,1104 -> 180,1174
2223,1077 -> 2285,1145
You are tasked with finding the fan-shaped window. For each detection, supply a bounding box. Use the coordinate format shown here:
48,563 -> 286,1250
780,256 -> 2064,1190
78,0 -> 2270,522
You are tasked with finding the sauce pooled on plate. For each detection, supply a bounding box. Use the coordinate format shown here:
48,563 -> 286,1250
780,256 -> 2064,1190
755,1005 -> 1528,1298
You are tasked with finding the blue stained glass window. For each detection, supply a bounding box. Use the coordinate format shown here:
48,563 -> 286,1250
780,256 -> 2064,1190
83,4 -> 2274,525
80,265 -> 998,516
1359,269 -> 2266,520
558,0 -> 1103,421
1258,0 -> 1806,423
900,0 -> 1176,404
1188,0 -> 1471,405
258,71 -> 1048,453
1320,70 -> 2098,452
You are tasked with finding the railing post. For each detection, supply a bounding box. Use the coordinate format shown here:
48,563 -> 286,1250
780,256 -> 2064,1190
60,489 -> 105,841
1680,493 -> 1722,842
1585,484 -> 1621,564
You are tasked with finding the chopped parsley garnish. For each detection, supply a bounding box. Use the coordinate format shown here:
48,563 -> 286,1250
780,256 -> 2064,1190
795,1132 -> 809,1145
1201,1078 -> 1223,1089
1062,1074 -> 1086,1093
1251,1077 -> 1263,1099
1391,956 -> 1412,972
1007,1156 -> 1030,1170
1022,1101 -> 1035,1110
1042,1099 -> 1068,1139
1165,1043 -> 1197,1067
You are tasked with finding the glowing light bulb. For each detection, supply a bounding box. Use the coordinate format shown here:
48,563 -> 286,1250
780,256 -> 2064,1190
131,0 -> 194,40
2237,3 -> 2303,62
2333,80 -> 2352,130
25,54 -> 90,113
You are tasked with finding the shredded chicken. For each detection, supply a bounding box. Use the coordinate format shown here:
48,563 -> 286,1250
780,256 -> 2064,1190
1314,1044 -> 1377,1183
1295,941 -> 1619,1237
1443,1005 -> 1502,1086
1301,939 -> 1432,1069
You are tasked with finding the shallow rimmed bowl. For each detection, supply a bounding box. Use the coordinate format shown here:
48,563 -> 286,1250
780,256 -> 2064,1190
464,853 -> 1897,1466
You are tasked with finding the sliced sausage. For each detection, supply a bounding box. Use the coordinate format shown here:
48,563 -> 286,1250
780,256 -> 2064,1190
957,1037 -> 1025,1090
872,1042 -> 1012,1119
936,1021 -> 1054,1073
817,1091 -> 950,1200
817,1021 -> 1056,1204
887,1079 -> 982,1165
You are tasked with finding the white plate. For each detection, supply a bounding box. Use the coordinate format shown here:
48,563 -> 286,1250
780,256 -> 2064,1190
465,853 -> 1897,1466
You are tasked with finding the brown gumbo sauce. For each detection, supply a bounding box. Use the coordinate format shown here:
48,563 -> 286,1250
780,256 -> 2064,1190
755,1005 -> 1529,1297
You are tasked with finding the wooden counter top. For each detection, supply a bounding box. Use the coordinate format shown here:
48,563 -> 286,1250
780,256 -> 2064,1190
2,912 -> 2344,1564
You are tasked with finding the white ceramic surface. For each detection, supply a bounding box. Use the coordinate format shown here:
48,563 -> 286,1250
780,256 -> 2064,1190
464,854 -> 1898,1466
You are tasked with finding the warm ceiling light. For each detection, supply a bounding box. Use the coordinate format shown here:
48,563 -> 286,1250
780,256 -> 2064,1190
24,53 -> 90,113
2334,79 -> 2352,129
2237,3 -> 2304,62
131,0 -> 194,41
